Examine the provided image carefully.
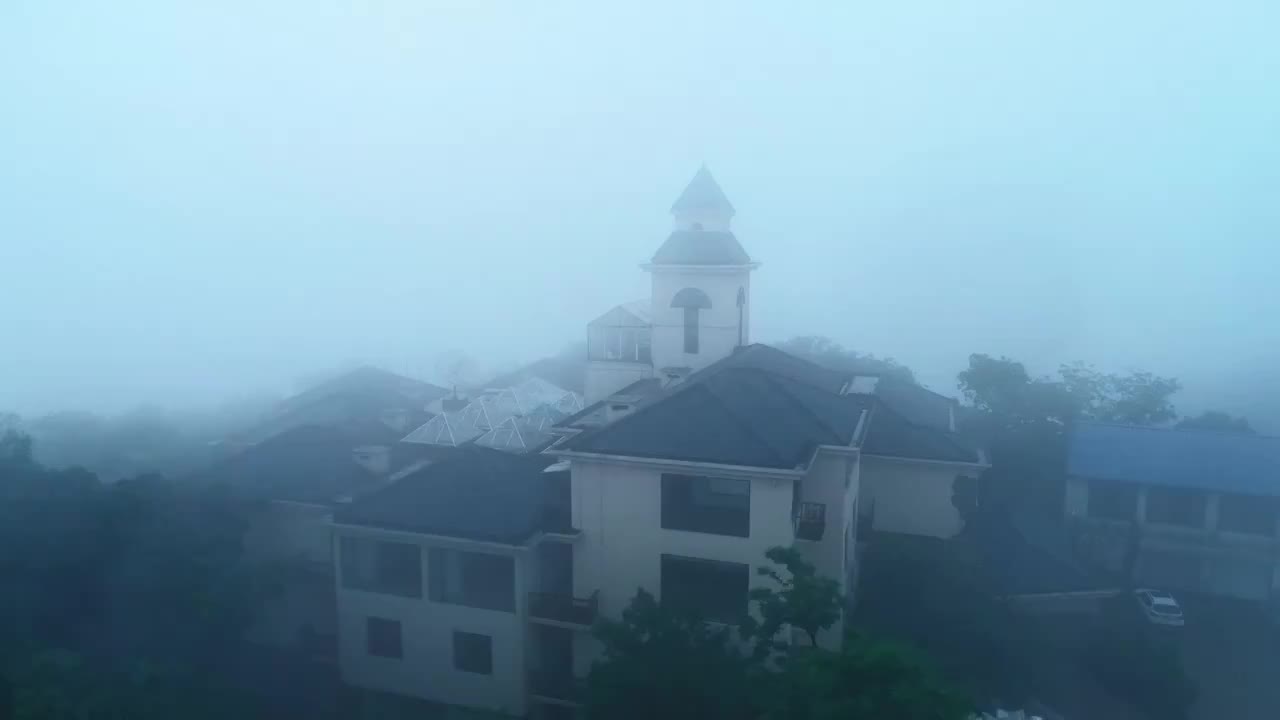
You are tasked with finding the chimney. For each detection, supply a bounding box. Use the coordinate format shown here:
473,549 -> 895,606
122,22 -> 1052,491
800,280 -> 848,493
605,401 -> 634,424
442,386 -> 469,412
352,445 -> 391,475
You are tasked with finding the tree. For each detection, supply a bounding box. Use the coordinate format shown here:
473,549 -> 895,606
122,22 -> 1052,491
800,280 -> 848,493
588,549 -> 972,720
1176,410 -> 1254,434
957,354 -> 1180,513
1084,599 -> 1198,719
1058,363 -> 1179,426
0,435 -> 267,719
585,589 -> 754,720
854,536 -> 1035,707
776,336 -> 916,384
742,546 -> 841,654
762,632 -> 971,720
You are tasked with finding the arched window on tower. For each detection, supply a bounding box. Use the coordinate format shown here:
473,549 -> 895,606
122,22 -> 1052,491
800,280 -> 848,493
671,287 -> 712,354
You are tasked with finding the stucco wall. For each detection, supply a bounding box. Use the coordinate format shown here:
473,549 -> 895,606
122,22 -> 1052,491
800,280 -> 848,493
584,360 -> 654,405
859,457 -> 964,539
572,460 -> 794,617
570,454 -> 852,666
648,268 -> 751,370
795,451 -> 858,646
333,527 -> 529,717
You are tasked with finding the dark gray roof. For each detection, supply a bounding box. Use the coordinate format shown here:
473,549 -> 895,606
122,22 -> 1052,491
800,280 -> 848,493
239,366 -> 448,444
861,405 -> 980,463
650,230 -> 752,266
689,344 -> 848,393
334,446 -> 554,543
1068,422 -> 1280,496
670,166 -> 735,217
565,365 -> 873,469
199,424 -> 379,505
563,344 -> 981,468
872,379 -> 955,432
555,378 -> 665,430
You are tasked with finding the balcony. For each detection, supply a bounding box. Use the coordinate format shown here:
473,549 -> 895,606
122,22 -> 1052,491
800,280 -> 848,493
588,326 -> 652,365
794,502 -> 826,541
528,591 -> 599,627
528,670 -> 584,706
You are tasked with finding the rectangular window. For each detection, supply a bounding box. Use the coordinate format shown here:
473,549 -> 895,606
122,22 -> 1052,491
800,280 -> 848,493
661,473 -> 750,538
340,537 -> 422,598
683,307 -> 699,354
429,548 -> 516,612
366,617 -> 402,659
1087,481 -> 1138,521
452,631 -> 493,675
660,554 -> 749,623
1145,487 -> 1206,527
1219,494 -> 1278,536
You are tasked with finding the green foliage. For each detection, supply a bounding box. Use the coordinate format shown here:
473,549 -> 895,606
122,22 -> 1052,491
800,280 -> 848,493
5,649 -> 256,720
742,546 -> 841,654
854,537 -> 1035,707
587,549 -> 972,720
762,632 -> 971,720
0,433 -> 268,719
1085,602 -> 1197,720
958,354 -> 1179,513
776,336 -> 916,384
586,589 -> 755,720
1176,410 -> 1254,434
1058,363 -> 1180,426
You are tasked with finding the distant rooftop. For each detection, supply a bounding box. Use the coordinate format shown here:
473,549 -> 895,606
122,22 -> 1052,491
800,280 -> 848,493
1069,422 -> 1280,496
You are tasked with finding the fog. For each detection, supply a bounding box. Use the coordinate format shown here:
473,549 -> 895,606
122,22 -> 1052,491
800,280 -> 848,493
2,1 -> 1277,430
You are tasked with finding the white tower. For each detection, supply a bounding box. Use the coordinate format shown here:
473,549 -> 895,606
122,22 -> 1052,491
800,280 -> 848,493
645,167 -> 757,373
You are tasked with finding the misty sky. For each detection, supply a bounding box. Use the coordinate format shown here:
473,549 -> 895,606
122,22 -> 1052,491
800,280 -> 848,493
2,1 -> 1278,428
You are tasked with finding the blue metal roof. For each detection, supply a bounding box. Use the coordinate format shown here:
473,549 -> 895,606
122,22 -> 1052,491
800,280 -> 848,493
1068,423 -> 1280,496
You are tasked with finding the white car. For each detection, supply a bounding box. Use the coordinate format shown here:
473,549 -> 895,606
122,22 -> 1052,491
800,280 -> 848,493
1133,588 -> 1185,627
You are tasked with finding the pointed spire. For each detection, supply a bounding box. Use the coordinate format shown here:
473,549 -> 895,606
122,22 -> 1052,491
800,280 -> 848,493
670,165 -> 735,219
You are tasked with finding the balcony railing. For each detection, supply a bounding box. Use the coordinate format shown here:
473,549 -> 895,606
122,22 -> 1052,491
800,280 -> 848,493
794,502 -> 826,541
528,590 -> 599,627
528,670 -> 585,705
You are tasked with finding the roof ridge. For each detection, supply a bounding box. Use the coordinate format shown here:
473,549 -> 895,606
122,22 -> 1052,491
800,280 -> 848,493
866,397 -> 975,456
699,371 -> 801,467
740,368 -> 844,444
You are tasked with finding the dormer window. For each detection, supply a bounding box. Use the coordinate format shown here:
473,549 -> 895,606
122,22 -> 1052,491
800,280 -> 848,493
670,287 -> 712,354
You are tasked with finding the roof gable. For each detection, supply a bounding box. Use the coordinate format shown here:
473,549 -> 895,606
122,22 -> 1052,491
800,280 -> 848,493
562,343 -> 979,469
565,367 -> 871,469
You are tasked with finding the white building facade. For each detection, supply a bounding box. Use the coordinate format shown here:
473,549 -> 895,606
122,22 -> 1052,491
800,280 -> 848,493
331,168 -> 986,718
586,166 -> 757,404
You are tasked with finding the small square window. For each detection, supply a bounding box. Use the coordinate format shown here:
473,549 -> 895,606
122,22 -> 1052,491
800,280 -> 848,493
453,631 -> 493,675
366,617 -> 402,659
